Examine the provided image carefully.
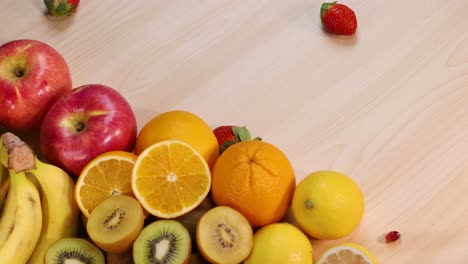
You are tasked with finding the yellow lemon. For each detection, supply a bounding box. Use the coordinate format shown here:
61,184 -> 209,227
244,223 -> 313,264
317,242 -> 377,264
134,110 -> 219,168
292,170 -> 364,240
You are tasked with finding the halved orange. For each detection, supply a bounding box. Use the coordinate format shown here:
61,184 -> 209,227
74,151 -> 138,217
132,140 -> 211,218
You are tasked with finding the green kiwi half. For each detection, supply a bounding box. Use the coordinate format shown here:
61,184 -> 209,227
133,220 -> 191,264
44,237 -> 105,264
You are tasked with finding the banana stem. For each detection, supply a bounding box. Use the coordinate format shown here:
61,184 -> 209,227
0,132 -> 36,173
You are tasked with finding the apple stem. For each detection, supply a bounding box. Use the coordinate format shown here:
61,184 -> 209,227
74,120 -> 86,132
305,199 -> 314,209
13,66 -> 25,78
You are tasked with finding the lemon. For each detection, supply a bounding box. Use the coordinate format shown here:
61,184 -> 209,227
317,242 -> 377,264
292,170 -> 364,240
134,110 -> 219,168
243,223 -> 313,264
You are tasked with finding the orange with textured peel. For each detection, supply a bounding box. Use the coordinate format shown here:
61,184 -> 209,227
211,140 -> 295,228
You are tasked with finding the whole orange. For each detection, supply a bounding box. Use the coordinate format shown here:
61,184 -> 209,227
211,140 -> 295,228
134,110 -> 219,168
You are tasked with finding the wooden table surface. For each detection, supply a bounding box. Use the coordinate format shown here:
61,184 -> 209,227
2,1 -> 468,263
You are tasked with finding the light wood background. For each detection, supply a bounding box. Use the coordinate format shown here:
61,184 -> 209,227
2,1 -> 468,263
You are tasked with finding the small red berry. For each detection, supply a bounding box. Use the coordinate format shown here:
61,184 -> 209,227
44,0 -> 80,16
385,231 -> 401,242
321,1 -> 357,35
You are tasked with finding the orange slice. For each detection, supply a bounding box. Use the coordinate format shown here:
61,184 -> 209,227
74,151 -> 138,217
132,140 -> 211,218
317,243 -> 377,264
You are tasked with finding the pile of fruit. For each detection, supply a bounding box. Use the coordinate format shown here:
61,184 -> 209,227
0,38 -> 383,264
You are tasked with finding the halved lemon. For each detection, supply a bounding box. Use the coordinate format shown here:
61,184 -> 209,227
74,151 -> 138,217
131,140 -> 211,218
317,242 -> 377,264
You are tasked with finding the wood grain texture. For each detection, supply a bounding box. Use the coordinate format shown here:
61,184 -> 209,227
1,1 -> 468,263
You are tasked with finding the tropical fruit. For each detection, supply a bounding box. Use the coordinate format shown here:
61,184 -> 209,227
292,170 -> 364,240
134,110 -> 219,168
196,206 -> 254,264
243,222 -> 313,264
44,237 -> 105,264
316,242 -> 377,264
132,140 -> 211,218
174,196 -> 215,247
133,220 -> 191,264
86,195 -> 144,253
74,151 -> 138,217
211,140 -> 295,228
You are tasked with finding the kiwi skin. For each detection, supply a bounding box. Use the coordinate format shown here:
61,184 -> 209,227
189,253 -> 210,264
45,237 -> 105,264
106,248 -> 134,264
174,196 -> 215,252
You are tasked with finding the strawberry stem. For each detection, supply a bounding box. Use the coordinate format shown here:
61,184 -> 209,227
321,1 -> 337,19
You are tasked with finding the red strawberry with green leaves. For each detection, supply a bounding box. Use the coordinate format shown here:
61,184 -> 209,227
213,126 -> 261,153
321,1 -> 357,35
44,0 -> 80,16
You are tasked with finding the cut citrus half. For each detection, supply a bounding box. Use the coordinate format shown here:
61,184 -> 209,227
132,140 -> 211,218
317,243 -> 377,264
74,151 -> 138,217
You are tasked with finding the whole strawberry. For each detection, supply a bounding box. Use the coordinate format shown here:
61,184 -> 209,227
321,1 -> 357,35
213,126 -> 261,153
44,0 -> 80,16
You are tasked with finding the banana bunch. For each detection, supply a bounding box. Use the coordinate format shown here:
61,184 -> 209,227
0,132 -> 80,264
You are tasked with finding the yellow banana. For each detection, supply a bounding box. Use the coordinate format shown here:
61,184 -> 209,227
27,157 -> 80,264
0,132 -> 81,264
0,170 -> 43,263
0,142 -> 9,211
0,168 -> 16,245
0,165 -> 10,212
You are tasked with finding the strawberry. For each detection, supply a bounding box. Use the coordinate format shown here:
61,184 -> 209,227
213,126 -> 261,153
44,0 -> 80,16
321,1 -> 357,35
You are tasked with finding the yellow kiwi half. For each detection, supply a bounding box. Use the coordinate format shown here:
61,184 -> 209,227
196,206 -> 254,264
86,195 -> 144,253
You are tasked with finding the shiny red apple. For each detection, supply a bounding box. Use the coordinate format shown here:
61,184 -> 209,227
0,39 -> 72,131
40,84 -> 137,176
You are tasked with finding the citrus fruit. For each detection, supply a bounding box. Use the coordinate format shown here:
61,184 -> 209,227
316,242 -> 377,264
74,150 -> 138,217
292,170 -> 364,240
134,110 -> 219,168
243,222 -> 313,264
131,140 -> 211,218
211,140 -> 295,228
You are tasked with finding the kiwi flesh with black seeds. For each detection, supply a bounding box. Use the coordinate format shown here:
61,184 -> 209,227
87,195 -> 144,254
44,237 -> 105,264
133,219 -> 191,264
196,206 -> 254,264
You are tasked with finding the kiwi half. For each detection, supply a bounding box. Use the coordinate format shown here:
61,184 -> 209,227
196,206 -> 253,264
44,237 -> 105,264
86,195 -> 144,254
133,220 -> 191,264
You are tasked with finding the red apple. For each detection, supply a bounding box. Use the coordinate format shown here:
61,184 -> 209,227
40,84 -> 137,176
0,39 -> 72,131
